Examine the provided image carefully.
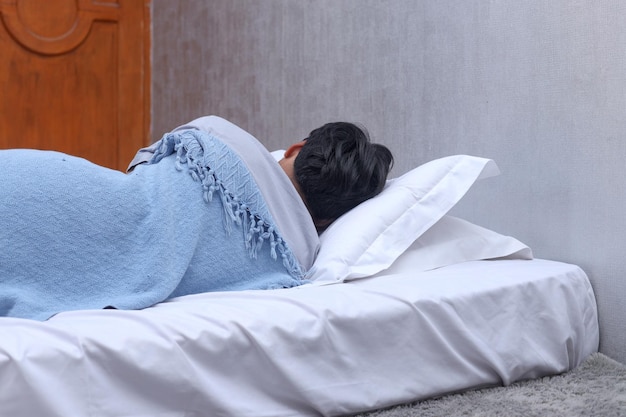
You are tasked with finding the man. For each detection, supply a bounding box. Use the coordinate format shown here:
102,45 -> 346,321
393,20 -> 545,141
0,116 -> 393,320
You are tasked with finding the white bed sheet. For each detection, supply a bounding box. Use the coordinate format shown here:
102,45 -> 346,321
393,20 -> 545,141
0,259 -> 598,417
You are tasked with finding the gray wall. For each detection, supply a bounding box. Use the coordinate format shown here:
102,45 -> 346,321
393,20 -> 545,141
152,1 -> 626,364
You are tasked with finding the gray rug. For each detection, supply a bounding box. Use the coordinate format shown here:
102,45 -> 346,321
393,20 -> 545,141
351,353 -> 626,417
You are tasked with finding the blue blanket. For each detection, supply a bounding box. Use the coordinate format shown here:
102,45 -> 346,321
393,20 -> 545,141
0,130 -> 306,320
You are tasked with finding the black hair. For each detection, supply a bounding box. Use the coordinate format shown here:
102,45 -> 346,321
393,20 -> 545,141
294,122 -> 393,226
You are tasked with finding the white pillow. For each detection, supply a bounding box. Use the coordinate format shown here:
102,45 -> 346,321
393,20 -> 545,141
306,155 -> 500,283
371,215 -> 533,278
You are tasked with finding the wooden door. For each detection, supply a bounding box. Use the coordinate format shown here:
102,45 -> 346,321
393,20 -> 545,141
0,0 -> 150,171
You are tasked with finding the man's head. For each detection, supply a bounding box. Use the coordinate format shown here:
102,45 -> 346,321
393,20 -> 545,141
289,122 -> 393,230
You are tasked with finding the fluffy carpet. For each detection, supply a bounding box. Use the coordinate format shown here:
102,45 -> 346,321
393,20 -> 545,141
351,353 -> 626,417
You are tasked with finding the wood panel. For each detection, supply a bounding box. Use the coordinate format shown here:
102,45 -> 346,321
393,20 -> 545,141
0,0 -> 150,171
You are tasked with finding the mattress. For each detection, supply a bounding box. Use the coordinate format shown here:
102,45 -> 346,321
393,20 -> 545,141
0,258 -> 598,417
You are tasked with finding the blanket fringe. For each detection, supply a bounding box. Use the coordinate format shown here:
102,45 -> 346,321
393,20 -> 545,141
150,130 -> 304,280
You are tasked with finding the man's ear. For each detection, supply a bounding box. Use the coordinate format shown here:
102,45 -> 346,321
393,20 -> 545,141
284,141 -> 306,158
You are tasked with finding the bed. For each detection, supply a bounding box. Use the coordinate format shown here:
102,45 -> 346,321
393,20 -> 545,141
0,133 -> 599,417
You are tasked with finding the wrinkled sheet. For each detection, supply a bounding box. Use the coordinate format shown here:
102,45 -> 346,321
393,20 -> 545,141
0,258 -> 598,416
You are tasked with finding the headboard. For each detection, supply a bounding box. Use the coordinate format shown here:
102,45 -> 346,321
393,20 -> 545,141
151,0 -> 626,364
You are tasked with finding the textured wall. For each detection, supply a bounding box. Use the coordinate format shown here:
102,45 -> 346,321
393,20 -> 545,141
152,0 -> 626,364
